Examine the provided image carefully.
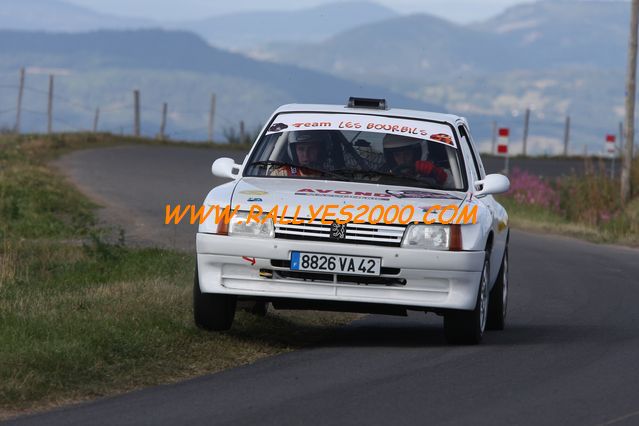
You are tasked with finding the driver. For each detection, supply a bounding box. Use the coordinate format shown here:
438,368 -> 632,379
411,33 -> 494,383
270,131 -> 328,176
383,134 -> 448,185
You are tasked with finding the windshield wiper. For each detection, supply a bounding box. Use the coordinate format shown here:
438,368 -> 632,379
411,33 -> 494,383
248,160 -> 349,181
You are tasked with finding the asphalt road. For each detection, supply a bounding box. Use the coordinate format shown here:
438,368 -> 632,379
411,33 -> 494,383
7,145 -> 639,425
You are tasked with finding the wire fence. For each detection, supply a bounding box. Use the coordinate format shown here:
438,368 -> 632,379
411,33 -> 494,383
0,68 -> 629,156
0,68 -> 249,143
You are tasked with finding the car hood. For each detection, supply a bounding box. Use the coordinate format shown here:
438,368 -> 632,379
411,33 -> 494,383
231,177 -> 466,221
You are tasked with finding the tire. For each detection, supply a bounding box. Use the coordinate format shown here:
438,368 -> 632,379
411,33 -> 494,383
193,266 -> 236,331
444,257 -> 489,345
487,247 -> 508,331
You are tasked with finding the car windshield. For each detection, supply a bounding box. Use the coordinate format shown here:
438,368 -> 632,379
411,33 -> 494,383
244,112 -> 466,191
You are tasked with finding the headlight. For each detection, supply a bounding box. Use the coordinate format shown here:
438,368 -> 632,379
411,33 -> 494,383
401,224 -> 450,250
228,211 -> 274,238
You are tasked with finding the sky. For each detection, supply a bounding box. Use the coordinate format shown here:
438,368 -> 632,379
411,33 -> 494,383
62,0 -> 533,23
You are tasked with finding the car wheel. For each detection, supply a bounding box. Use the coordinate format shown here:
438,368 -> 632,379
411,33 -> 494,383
487,247 -> 508,330
444,257 -> 489,345
193,266 -> 236,331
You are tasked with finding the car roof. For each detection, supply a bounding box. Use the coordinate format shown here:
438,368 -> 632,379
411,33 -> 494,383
273,103 -> 467,126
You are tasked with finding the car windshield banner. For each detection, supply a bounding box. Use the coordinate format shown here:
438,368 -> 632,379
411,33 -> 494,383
266,112 -> 457,148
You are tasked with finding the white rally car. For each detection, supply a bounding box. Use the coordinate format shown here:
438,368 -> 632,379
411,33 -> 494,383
195,98 -> 510,344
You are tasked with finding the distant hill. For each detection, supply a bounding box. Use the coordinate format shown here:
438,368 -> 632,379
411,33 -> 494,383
473,1 -> 627,69
260,13 -> 510,88
266,1 -> 627,84
0,0 -> 397,52
260,1 -> 630,154
0,0 -> 155,32
0,29 -> 439,140
171,1 -> 398,50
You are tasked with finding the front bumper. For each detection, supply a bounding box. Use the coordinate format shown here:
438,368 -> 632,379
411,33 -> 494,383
196,233 -> 485,311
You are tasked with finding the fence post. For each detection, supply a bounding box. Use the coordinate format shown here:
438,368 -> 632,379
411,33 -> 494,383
93,108 -> 100,132
563,115 -> 570,157
15,67 -> 25,134
491,120 -> 497,155
239,120 -> 245,145
208,94 -> 216,143
133,89 -> 140,137
159,102 -> 167,140
47,74 -> 54,134
522,107 -> 530,157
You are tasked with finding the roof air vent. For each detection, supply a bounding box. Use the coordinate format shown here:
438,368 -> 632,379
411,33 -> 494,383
347,97 -> 388,110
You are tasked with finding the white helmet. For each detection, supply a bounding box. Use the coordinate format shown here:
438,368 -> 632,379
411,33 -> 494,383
383,134 -> 422,149
383,134 -> 422,165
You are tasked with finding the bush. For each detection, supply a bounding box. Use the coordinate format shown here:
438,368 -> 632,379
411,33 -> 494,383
507,168 -> 560,211
501,158 -> 639,244
558,158 -> 622,226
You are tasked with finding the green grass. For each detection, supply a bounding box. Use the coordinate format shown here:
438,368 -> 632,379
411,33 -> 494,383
0,133 -> 354,419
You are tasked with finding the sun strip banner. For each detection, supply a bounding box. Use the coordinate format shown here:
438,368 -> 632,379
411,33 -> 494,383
266,112 -> 457,148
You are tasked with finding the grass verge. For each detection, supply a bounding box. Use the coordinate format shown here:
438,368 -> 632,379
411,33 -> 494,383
496,158 -> 639,246
500,196 -> 639,246
0,133 -> 354,420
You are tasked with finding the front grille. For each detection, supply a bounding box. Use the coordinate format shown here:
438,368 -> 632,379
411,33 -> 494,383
275,219 -> 406,247
274,270 -> 406,286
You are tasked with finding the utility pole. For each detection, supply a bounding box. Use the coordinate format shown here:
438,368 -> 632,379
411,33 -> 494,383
563,115 -> 571,157
47,74 -> 54,134
208,94 -> 216,143
15,67 -> 25,134
522,108 -> 530,157
620,121 -> 624,148
622,0 -> 638,203
93,108 -> 100,132
133,89 -> 141,137
239,120 -> 245,145
159,102 -> 167,140
491,120 -> 497,155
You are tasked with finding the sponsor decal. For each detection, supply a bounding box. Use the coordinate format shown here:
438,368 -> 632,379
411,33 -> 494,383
265,112 -> 457,148
296,188 -> 392,200
386,190 -> 461,200
429,133 -> 454,146
239,190 -> 268,196
242,256 -> 256,265
247,197 -> 263,202
268,122 -> 288,132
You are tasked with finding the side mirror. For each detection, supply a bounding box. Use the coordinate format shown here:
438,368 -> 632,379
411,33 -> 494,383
474,173 -> 510,196
212,157 -> 241,179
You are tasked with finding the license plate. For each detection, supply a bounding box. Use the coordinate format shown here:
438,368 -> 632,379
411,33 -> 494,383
290,252 -> 381,276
